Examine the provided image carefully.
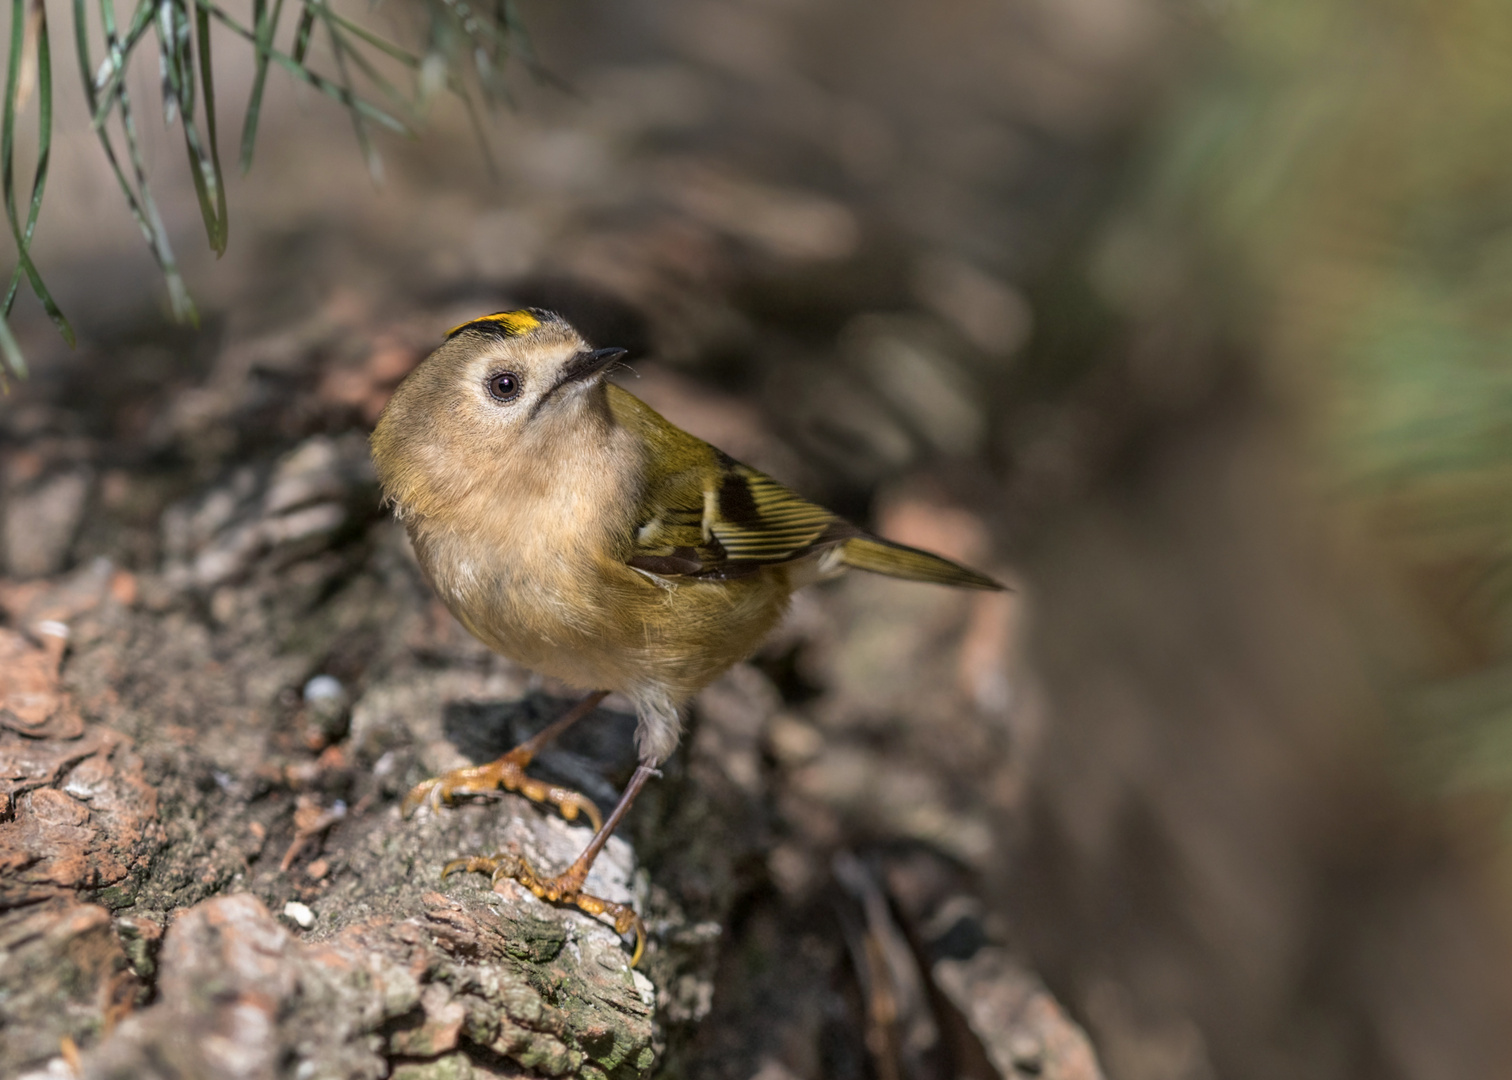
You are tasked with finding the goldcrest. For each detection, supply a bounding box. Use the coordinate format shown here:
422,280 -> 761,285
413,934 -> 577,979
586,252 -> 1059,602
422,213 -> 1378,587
370,308 -> 1001,962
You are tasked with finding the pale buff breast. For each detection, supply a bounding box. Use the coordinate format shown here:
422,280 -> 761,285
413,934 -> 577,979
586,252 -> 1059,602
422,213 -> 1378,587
397,407 -> 801,762
416,520 -> 791,698
412,524 -> 794,764
405,434 -> 794,742
408,441 -> 644,684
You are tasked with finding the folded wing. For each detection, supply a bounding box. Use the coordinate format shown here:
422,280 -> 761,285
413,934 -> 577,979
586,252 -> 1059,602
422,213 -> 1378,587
627,445 -> 1001,591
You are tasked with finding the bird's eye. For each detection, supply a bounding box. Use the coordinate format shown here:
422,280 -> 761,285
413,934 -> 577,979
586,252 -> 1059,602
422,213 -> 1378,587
486,371 -> 522,402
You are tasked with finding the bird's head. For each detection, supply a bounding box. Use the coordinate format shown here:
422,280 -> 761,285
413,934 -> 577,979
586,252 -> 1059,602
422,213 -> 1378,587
370,308 -> 629,518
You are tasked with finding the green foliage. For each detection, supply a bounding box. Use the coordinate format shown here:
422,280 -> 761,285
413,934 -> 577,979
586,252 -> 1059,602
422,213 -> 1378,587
0,0 -> 530,382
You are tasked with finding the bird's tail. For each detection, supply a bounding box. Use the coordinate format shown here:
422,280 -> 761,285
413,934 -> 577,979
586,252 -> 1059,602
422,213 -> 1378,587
839,536 -> 1004,590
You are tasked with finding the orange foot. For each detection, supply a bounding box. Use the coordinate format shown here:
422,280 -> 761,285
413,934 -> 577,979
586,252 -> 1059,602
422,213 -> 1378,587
401,750 -> 603,832
443,851 -> 645,967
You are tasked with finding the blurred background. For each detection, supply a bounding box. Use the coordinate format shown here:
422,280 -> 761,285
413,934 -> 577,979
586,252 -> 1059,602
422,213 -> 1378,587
4,0 -> 1512,1077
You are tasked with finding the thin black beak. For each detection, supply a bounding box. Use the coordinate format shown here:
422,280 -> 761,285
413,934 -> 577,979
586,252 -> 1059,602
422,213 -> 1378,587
533,347 -> 629,417
554,346 -> 628,390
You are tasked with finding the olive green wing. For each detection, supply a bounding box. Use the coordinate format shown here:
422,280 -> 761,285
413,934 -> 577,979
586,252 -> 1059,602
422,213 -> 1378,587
626,453 -> 856,579
626,451 -> 1002,590
608,382 -> 999,587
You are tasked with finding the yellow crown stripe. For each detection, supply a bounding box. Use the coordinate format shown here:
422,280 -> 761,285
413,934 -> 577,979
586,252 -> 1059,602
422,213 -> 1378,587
445,310 -> 542,339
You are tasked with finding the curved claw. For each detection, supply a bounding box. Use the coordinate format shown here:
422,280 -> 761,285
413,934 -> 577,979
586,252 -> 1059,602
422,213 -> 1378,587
610,905 -> 646,968
561,889 -> 647,968
442,853 -> 509,880
400,757 -> 602,831
548,786 -> 604,833
400,777 -> 441,819
441,851 -> 646,966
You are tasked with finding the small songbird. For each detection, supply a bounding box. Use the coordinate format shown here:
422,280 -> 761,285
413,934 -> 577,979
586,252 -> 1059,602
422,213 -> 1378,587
370,308 -> 1002,963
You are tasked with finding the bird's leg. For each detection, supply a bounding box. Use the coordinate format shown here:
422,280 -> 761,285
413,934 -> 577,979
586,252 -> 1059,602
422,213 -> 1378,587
443,762 -> 657,965
402,690 -> 610,829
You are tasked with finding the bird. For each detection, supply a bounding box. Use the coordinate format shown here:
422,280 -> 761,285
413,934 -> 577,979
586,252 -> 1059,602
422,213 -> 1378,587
370,308 -> 1003,964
